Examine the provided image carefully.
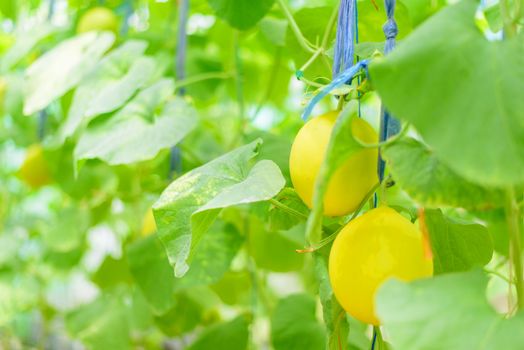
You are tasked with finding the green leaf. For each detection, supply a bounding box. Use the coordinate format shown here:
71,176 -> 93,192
207,0 -> 275,30
153,140 -> 285,277
128,222 -> 242,311
127,235 -> 176,315
60,40 -> 153,140
376,271 -> 524,349
188,315 -> 249,350
369,0 -> 524,187
24,32 -> 115,115
425,209 -> 493,274
41,206 -> 90,252
271,294 -> 326,350
384,138 -> 505,210
66,294 -> 130,350
249,217 -> 304,272
259,17 -> 288,46
175,221 -> 244,289
74,80 -> 197,165
211,271 -> 251,305
268,188 -> 309,231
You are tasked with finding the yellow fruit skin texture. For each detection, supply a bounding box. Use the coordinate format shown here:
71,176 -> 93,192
289,111 -> 378,216
141,209 -> 157,236
329,207 -> 433,325
18,144 -> 52,189
77,7 -> 119,34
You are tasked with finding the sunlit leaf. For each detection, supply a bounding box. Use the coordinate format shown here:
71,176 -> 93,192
74,79 -> 197,166
60,40 -> 153,140
153,140 -> 285,277
425,209 -> 493,274
24,32 -> 115,115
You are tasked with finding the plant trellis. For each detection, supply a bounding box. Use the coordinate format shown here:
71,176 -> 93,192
301,0 -> 401,184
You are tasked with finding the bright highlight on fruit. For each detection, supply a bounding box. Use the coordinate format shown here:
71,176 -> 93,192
289,111 -> 378,217
77,7 -> 119,34
18,144 -> 52,189
329,207 -> 433,325
141,208 -> 157,236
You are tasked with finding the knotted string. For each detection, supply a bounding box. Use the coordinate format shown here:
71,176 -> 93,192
301,60 -> 369,121
377,0 -> 400,182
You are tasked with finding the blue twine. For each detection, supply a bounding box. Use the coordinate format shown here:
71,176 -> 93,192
302,60 -> 369,121
377,0 -> 400,182
332,0 -> 356,78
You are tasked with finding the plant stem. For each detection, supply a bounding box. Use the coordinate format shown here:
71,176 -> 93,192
321,4 -> 339,49
299,49 -> 323,72
269,198 -> 309,220
276,0 -> 317,53
175,71 -> 232,89
506,187 -> 524,311
485,268 -> 515,285
298,76 -> 327,88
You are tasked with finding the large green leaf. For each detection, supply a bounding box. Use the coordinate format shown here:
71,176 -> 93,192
384,138 -> 505,210
24,32 -> 115,115
188,315 -> 249,350
74,79 -> 197,165
369,0 -> 524,187
425,209 -> 493,274
154,140 -> 285,277
271,294 -> 326,350
60,40 -> 153,140
376,271 -> 524,349
207,0 -> 275,30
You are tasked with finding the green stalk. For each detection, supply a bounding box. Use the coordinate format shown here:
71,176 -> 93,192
321,4 -> 339,49
175,71 -> 232,89
269,198 -> 309,221
276,0 -> 317,53
506,187 -> 524,311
